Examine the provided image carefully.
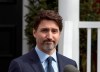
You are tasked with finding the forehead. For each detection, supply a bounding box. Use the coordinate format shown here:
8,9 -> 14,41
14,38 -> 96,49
38,20 -> 59,29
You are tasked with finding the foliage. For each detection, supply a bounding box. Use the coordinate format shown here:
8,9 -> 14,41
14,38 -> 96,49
25,0 -> 58,47
80,0 -> 100,21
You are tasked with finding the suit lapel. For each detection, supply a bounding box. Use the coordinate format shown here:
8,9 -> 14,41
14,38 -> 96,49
28,48 -> 45,72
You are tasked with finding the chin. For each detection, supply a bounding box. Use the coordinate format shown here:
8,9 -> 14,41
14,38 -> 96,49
46,47 -> 55,51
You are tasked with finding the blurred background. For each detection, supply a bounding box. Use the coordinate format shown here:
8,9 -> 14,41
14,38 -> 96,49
0,0 -> 100,72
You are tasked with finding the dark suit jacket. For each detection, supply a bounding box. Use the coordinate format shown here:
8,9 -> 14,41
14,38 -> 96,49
8,48 -> 77,72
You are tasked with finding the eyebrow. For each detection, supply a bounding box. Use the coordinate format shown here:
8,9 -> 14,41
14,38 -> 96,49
40,28 -> 58,30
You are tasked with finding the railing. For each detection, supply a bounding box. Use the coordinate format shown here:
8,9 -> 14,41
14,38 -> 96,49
79,22 -> 100,72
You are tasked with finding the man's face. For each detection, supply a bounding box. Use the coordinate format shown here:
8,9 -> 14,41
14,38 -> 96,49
33,20 -> 61,52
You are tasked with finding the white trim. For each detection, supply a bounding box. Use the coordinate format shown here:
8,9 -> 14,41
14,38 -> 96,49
79,21 -> 100,72
87,29 -> 91,72
79,22 -> 100,28
97,28 -> 100,72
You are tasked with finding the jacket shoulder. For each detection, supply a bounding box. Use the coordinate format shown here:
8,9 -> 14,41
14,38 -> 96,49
57,53 -> 77,67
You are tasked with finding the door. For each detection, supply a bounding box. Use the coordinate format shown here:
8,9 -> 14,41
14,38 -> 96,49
0,0 -> 22,72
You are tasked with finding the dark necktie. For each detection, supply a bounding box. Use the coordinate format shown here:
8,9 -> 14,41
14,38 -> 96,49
47,56 -> 54,72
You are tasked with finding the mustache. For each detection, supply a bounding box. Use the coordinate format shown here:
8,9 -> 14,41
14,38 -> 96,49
43,39 -> 54,43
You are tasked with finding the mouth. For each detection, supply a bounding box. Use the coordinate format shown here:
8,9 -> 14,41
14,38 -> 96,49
45,41 -> 53,44
43,39 -> 55,45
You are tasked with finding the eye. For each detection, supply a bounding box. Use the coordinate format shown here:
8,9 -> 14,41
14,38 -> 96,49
41,28 -> 49,33
52,29 -> 58,33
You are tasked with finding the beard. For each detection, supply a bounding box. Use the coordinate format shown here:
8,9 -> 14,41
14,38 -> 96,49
42,40 -> 57,51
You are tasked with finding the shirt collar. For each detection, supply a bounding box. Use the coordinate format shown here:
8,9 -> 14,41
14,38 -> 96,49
35,46 -> 57,63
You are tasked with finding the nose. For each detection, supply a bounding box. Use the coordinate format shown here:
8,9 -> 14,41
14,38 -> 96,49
46,31 -> 52,39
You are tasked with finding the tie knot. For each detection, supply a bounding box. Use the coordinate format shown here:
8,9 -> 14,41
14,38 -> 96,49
47,56 -> 53,63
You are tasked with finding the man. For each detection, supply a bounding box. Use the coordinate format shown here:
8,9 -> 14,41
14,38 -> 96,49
8,10 -> 77,72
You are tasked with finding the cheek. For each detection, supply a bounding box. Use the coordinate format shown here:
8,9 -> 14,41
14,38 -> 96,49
36,35 -> 47,44
36,34 -> 46,40
55,34 -> 60,41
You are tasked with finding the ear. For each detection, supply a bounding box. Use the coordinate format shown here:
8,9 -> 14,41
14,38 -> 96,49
33,28 -> 36,38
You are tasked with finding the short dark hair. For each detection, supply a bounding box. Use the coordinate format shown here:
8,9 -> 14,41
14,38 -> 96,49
33,10 -> 63,32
